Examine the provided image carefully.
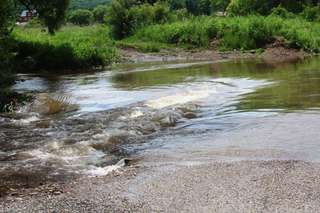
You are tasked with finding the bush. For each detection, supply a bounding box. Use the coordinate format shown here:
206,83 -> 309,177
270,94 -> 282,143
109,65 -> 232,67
271,6 -> 296,19
185,0 -> 211,15
211,0 -> 230,12
68,9 -> 94,26
301,6 -> 320,22
227,0 -> 275,16
226,0 -> 310,16
107,0 -> 171,39
107,0 -> 132,39
93,5 -> 109,23
171,8 -> 190,21
219,16 -> 273,50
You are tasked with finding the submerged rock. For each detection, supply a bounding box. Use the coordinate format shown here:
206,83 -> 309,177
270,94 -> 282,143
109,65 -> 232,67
30,93 -> 78,115
183,112 -> 197,119
153,111 -> 181,127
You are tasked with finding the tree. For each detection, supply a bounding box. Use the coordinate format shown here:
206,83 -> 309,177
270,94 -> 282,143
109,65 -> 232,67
168,0 -> 186,10
0,0 -> 16,84
107,0 -> 133,39
93,5 -> 109,23
17,0 -> 70,34
68,9 -> 93,25
211,0 -> 230,12
226,0 -> 314,16
185,0 -> 212,15
0,0 -> 15,37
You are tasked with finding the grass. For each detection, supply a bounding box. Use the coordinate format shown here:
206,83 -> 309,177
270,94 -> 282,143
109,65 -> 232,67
13,25 -> 119,71
125,15 -> 320,53
116,39 -> 170,53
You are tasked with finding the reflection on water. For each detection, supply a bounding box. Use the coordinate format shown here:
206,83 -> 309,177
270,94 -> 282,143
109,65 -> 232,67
13,58 -> 320,113
2,57 -> 320,195
112,57 -> 320,112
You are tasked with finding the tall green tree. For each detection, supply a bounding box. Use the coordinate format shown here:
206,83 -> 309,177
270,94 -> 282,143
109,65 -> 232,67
93,5 -> 109,23
17,0 -> 70,34
211,0 -> 230,12
0,0 -> 15,84
68,9 -> 93,25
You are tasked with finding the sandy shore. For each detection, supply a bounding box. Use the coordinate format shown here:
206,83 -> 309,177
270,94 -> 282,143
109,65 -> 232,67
2,112 -> 320,212
3,160 -> 320,212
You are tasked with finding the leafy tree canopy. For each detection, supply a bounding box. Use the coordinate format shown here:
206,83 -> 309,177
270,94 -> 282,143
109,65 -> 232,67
69,0 -> 111,10
68,9 -> 93,25
17,0 -> 70,34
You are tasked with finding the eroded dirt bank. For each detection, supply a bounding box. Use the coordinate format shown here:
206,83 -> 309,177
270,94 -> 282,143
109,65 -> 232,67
120,43 -> 310,65
2,112 -> 320,212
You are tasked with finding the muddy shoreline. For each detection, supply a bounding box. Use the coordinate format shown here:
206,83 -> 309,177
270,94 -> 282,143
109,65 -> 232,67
120,44 -> 310,64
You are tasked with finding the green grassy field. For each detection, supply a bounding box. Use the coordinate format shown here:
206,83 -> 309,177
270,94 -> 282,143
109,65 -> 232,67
13,25 -> 119,71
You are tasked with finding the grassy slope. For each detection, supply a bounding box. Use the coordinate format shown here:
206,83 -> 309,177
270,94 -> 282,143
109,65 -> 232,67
124,15 -> 320,53
13,25 -> 118,70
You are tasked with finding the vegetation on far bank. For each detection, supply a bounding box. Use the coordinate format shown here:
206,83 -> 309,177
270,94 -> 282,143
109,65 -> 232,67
69,0 -> 111,10
126,15 -> 320,52
13,25 -> 119,71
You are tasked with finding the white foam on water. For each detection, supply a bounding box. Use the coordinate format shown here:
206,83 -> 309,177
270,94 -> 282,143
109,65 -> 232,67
14,115 -> 40,125
85,165 -> 121,177
130,110 -> 144,118
27,140 -> 106,166
145,88 -> 214,109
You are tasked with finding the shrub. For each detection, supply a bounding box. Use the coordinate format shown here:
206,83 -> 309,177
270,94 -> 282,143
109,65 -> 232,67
301,6 -> 320,22
68,9 -> 94,26
171,8 -> 190,21
168,0 -> 186,10
185,0 -> 212,15
107,0 -> 132,39
219,16 -> 273,50
211,0 -> 230,12
93,5 -> 109,23
227,0 -> 275,16
227,0 -> 310,16
107,0 -> 171,39
270,6 -> 296,19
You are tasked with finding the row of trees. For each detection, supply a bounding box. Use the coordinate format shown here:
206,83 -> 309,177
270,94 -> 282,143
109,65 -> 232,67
65,0 -> 230,28
68,5 -> 108,25
68,0 -> 110,10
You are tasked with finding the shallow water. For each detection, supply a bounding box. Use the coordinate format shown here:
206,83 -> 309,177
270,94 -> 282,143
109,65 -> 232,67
1,57 -> 320,192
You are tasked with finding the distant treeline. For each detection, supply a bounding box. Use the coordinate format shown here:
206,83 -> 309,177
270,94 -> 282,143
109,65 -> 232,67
103,0 -> 320,39
69,0 -> 111,10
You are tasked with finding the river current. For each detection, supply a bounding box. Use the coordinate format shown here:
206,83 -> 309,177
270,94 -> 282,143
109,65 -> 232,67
1,57 -> 320,190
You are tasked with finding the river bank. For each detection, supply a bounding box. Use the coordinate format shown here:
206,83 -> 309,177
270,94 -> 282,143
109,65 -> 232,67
2,112 -> 320,212
120,39 -> 310,64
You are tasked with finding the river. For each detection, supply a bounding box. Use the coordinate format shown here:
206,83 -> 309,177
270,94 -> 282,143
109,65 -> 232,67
1,57 -> 320,196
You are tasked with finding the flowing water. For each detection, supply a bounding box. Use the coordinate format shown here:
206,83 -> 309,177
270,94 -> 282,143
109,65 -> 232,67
1,57 -> 320,193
